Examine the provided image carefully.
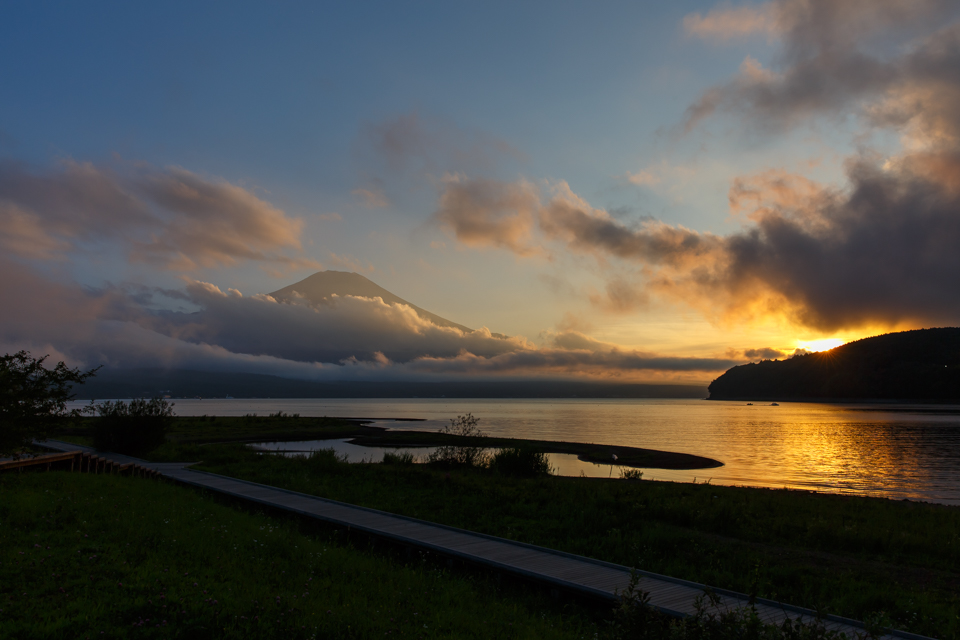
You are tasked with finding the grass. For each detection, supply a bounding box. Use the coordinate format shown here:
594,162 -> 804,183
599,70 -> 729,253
158,443 -> 960,639
40,416 -> 960,638
0,471 -> 600,639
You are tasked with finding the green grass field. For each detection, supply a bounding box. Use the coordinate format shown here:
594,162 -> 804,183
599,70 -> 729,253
41,415 -> 960,638
174,443 -> 960,639
0,472 -> 598,639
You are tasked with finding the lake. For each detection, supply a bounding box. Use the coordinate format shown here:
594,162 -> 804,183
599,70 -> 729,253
90,397 -> 960,505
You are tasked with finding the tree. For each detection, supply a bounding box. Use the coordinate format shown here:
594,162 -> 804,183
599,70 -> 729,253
427,413 -> 490,467
91,398 -> 175,456
0,351 -> 99,458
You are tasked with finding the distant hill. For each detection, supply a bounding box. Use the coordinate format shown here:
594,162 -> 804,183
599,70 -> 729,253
270,270 -> 472,332
708,328 -> 960,401
72,369 -> 708,400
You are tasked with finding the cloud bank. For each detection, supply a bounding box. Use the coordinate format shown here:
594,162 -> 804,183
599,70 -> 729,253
0,258 -> 735,381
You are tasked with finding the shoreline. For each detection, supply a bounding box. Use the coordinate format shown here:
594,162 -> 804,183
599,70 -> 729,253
346,430 -> 723,470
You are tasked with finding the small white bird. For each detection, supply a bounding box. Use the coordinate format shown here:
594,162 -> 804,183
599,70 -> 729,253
612,454 -> 618,461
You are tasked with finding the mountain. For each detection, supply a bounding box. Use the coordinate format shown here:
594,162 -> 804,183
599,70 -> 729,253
708,328 -> 960,401
72,369 -> 708,400
270,271 -> 471,332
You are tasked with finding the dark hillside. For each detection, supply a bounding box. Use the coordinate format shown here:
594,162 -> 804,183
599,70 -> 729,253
708,328 -> 960,401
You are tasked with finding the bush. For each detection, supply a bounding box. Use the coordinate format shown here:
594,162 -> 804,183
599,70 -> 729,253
427,413 -> 490,468
620,468 -> 644,480
490,447 -> 553,477
91,398 -> 174,456
382,451 -> 417,465
302,448 -> 348,473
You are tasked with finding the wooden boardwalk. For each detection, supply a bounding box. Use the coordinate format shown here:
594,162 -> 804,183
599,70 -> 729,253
2,448 -> 162,477
36,439 -> 930,640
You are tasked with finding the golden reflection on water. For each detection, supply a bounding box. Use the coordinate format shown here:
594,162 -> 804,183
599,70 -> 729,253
126,398 -> 960,505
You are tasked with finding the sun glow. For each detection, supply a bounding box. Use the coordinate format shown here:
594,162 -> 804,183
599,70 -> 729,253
796,338 -> 845,352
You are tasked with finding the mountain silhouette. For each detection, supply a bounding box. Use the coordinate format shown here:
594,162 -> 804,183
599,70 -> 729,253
708,328 -> 960,401
270,270 -> 472,332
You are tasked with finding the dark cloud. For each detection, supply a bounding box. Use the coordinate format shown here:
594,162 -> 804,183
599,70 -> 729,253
0,159 -> 319,271
683,1 -> 960,134
744,347 -> 786,360
437,163 -> 960,331
407,348 -> 737,376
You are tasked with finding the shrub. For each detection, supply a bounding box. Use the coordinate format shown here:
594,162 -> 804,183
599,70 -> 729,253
302,448 -> 348,473
620,468 -> 644,480
427,413 -> 490,468
490,447 -> 553,477
382,451 -> 417,465
91,397 -> 174,456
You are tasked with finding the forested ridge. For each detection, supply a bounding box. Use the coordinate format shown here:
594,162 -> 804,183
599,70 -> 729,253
709,328 -> 960,400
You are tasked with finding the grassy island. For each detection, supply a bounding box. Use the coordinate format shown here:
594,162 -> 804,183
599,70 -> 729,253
55,413 -> 723,471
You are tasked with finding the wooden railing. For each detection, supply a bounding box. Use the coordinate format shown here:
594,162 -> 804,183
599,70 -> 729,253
0,450 -> 160,478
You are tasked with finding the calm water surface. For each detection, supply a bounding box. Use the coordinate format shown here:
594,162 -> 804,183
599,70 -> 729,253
117,398 -> 960,505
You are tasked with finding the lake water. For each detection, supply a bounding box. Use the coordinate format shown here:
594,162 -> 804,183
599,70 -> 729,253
94,398 -> 960,505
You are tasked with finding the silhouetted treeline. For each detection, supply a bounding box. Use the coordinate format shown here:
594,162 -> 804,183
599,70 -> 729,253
709,328 -> 960,401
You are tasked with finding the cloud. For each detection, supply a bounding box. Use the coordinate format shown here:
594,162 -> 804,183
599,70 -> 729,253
146,280 -> 536,364
430,4 -> 960,334
433,175 -> 542,255
744,347 -> 785,360
0,159 -> 319,271
683,0 -> 960,133
625,170 -> 661,186
0,259 -> 733,381
589,278 -> 650,313
683,2 -> 780,42
132,166 -> 313,270
359,112 -> 522,178
406,347 -> 737,377
0,202 -> 72,260
434,160 -> 960,332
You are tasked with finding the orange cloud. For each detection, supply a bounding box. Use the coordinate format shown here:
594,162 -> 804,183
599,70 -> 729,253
435,155 -> 960,333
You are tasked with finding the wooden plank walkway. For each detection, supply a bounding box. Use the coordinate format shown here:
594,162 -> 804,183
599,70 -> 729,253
36,439 -> 931,640
2,449 -> 162,477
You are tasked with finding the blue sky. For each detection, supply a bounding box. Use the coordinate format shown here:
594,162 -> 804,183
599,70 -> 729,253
2,1 -> 958,382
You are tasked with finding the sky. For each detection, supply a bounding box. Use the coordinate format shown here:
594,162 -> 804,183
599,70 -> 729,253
2,0 -> 960,384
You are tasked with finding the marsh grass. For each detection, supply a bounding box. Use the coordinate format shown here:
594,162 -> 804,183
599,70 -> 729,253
181,443 -> 960,639
382,451 -> 417,465
0,472 -> 598,639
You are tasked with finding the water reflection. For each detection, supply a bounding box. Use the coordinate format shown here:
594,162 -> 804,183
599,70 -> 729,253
251,439 -> 648,479
83,398 -> 960,504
